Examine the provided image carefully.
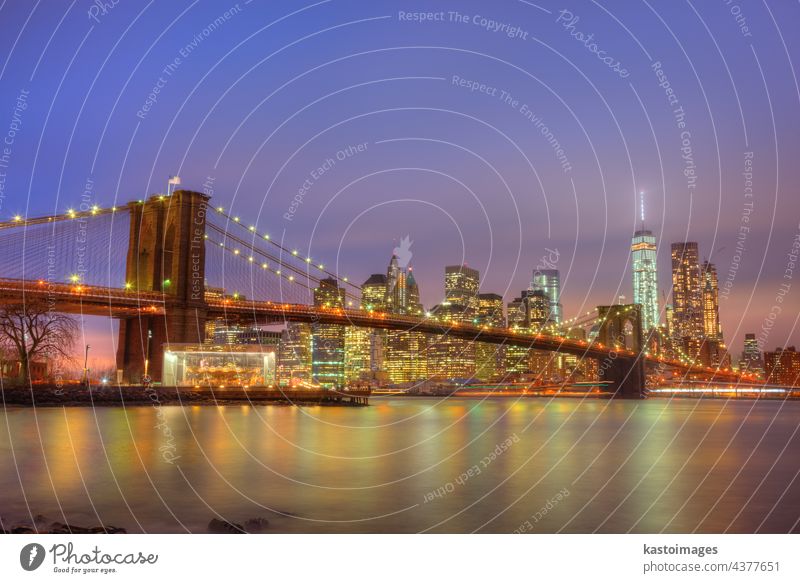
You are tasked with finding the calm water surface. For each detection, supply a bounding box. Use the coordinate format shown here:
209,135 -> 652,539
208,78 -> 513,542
1,397 -> 799,533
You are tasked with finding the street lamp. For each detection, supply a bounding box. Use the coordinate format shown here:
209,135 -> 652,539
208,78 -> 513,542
83,345 -> 90,387
143,330 -> 153,383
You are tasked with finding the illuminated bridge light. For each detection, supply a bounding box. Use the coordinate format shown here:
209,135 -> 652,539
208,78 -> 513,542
318,264 -> 324,270
13,215 -> 22,222
233,216 -> 240,222
261,263 -> 268,269
305,257 -> 311,263
249,225 -> 256,231
263,234 -> 270,240
234,249 -> 240,255
292,250 -> 298,256
248,256 -> 254,262
217,207 -> 224,212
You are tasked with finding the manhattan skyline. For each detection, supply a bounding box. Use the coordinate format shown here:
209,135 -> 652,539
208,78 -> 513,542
0,1 -> 798,363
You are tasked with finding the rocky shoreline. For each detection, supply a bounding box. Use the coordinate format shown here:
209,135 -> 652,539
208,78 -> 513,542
1,515 -> 272,534
1,385 -> 216,407
0,385 -> 368,407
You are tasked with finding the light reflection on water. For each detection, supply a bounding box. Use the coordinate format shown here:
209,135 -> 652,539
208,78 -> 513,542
1,397 -> 798,533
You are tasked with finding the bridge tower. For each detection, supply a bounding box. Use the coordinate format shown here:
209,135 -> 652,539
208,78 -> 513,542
116,190 -> 209,383
596,304 -> 646,398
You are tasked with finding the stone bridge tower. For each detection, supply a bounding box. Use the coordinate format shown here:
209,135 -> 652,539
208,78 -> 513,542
116,190 -> 209,383
596,304 -> 645,398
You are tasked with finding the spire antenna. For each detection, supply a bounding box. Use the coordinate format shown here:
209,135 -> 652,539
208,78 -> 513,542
639,190 -> 646,228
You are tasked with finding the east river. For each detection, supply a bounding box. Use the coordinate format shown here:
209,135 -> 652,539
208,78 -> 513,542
1,397 -> 798,533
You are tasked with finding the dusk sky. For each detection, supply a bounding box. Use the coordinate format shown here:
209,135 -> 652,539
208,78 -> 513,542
1,0 -> 798,365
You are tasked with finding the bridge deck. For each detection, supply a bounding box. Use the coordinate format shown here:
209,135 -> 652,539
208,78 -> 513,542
0,278 -> 744,383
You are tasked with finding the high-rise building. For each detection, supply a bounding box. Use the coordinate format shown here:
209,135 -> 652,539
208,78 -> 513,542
505,291 -> 536,376
424,265 -> 481,380
531,269 -> 562,324
382,254 -> 427,383
527,290 -> 550,327
670,242 -> 704,352
445,265 -> 480,315
526,287 -> 564,380
384,330 -> 427,383
701,261 -> 722,340
311,278 -> 345,387
385,254 -> 407,313
507,294 -> 529,328
406,268 -> 424,315
764,346 -> 800,386
475,293 -> 505,381
362,273 -> 387,311
344,326 -> 372,383
278,323 -> 312,386
427,301 -> 475,380
477,293 -> 505,327
631,229 -> 659,332
664,304 -> 674,338
740,333 -> 763,375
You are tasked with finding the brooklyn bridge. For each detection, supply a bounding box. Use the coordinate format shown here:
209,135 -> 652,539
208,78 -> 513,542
0,190 -> 745,398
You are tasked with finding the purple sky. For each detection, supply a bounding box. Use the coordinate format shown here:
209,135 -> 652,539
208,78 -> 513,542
1,0 -> 798,364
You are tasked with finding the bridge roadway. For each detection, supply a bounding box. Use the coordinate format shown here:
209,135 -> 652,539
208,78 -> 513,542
206,298 -> 742,382
0,278 -> 165,317
0,278 -> 741,383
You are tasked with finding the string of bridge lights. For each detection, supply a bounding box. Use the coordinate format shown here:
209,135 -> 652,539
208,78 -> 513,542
210,205 -> 359,292
206,234 -> 359,308
0,200 -> 751,378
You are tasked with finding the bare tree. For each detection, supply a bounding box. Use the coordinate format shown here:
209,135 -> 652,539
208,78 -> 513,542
0,300 -> 78,384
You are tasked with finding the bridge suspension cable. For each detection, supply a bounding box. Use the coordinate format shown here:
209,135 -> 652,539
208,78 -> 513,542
205,225 -> 361,306
207,206 -> 361,293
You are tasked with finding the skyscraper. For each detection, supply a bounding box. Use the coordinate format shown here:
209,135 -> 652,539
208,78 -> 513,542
427,301 -> 475,380
701,261 -> 722,340
631,229 -> 659,332
383,254 -> 427,383
764,346 -> 800,386
477,293 -> 505,327
344,326 -> 372,383
311,277 -> 346,387
527,290 -> 551,327
406,268 -> 424,315
278,323 -> 312,386
528,289 -> 561,379
531,269 -> 562,324
360,273 -> 389,376
670,242 -> 704,351
445,265 -> 480,315
475,293 -> 505,381
385,254 -> 407,313
741,333 -> 762,371
507,294 -> 529,328
362,273 -> 387,311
